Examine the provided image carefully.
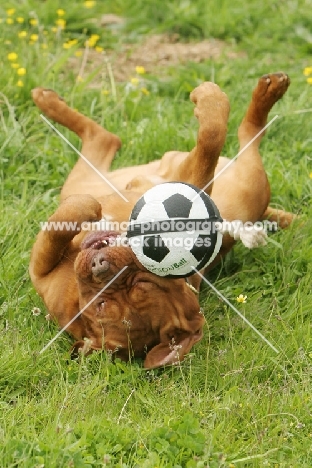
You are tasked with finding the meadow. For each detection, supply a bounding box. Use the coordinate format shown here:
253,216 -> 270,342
0,0 -> 312,466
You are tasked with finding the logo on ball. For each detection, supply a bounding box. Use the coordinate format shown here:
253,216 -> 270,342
127,182 -> 223,277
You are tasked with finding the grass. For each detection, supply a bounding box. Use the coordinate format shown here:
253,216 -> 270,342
1,0 -> 312,466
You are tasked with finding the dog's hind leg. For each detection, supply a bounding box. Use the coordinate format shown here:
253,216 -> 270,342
212,73 -> 290,223
233,72 -> 290,217
32,88 -> 121,199
171,82 -> 230,194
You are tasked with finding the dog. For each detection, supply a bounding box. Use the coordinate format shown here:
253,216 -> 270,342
29,72 -> 295,368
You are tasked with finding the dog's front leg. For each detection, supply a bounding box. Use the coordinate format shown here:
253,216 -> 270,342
176,82 -> 230,193
29,195 -> 101,288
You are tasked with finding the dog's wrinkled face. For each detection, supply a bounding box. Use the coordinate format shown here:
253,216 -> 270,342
73,230 -> 204,369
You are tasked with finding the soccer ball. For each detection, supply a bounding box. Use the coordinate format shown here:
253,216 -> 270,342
127,182 -> 223,277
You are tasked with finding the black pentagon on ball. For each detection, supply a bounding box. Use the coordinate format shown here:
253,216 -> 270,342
130,195 -> 146,220
192,231 -> 219,271
142,235 -> 170,263
163,193 -> 193,218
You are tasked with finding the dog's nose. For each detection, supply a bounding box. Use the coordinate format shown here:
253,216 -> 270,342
91,252 -> 109,276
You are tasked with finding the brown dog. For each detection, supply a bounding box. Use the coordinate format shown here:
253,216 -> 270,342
29,73 -> 295,368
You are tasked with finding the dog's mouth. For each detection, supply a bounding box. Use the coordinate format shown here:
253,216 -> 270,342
80,231 -> 122,251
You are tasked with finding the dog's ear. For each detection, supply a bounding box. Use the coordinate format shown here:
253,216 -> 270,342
143,329 -> 203,369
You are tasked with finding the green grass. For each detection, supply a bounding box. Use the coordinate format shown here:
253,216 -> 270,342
1,0 -> 312,466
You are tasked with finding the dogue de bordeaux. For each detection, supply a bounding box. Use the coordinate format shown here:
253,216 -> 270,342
29,72 -> 295,368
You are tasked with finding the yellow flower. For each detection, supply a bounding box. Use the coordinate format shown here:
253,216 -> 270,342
41,43 -> 48,49
309,172 -> 312,179
130,77 -> 139,86
17,67 -> 26,76
303,66 -> 312,76
8,52 -> 18,61
51,26 -> 57,33
101,90 -> 109,95
76,75 -> 84,82
141,87 -> 150,95
85,34 -> 100,47
6,18 -> 14,24
18,31 -> 27,38
135,65 -> 145,75
55,18 -> 66,29
6,8 -> 16,16
63,38 -> 78,49
91,33 -> 100,41
57,9 -> 65,16
17,80 -> 24,87
16,17 -> 24,23
84,0 -> 96,7
75,50 -> 83,57
11,63 -> 19,69
307,77 -> 312,85
95,46 -> 103,52
236,294 -> 247,303
30,34 -> 39,42
29,18 -> 38,26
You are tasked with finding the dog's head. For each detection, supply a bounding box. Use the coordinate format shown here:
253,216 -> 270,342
73,230 -> 204,369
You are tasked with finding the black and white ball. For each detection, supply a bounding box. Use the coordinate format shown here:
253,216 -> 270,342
127,182 -> 223,277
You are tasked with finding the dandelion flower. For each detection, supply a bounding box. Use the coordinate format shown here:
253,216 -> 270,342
85,34 -> 99,47
30,34 -> 39,42
130,77 -> 139,86
41,43 -> 48,49
63,38 -> 78,49
76,75 -> 84,82
18,31 -> 27,38
6,18 -> 14,24
75,50 -> 83,57
29,18 -> 38,26
141,87 -> 150,95
101,89 -> 109,95
303,67 -> 312,76
57,9 -> 65,16
17,80 -> 24,87
55,18 -> 66,29
84,0 -> 96,8
6,8 -> 16,16
307,77 -> 312,85
16,17 -> 24,23
8,52 -> 18,61
17,67 -> 26,76
309,172 -> 312,179
95,46 -> 103,53
236,294 -> 247,303
135,65 -> 145,75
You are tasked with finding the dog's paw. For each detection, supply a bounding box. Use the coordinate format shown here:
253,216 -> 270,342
50,195 -> 102,228
190,82 -> 230,123
190,82 -> 224,104
253,72 -> 290,104
32,87 -> 67,118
